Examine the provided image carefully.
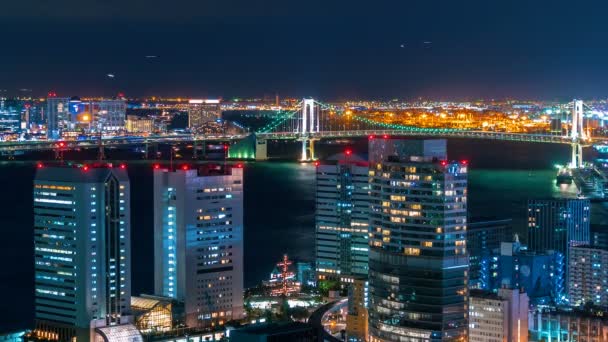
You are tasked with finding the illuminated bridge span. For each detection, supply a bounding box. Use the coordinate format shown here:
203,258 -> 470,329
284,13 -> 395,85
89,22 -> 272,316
249,98 -> 595,165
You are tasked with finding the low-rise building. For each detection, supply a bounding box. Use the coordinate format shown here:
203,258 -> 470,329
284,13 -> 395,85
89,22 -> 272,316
469,287 -> 529,342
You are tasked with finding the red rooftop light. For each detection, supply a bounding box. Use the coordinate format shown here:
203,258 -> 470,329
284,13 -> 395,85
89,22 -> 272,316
383,135 -> 389,139
120,164 -> 126,169
36,162 -> 43,168
440,160 -> 447,166
58,142 -> 66,148
461,160 -> 468,165
223,145 -> 229,150
153,164 -> 160,169
345,149 -> 352,155
236,163 -> 243,168
181,165 -> 189,171
369,135 -> 375,140
83,165 -> 89,171
314,161 -> 320,167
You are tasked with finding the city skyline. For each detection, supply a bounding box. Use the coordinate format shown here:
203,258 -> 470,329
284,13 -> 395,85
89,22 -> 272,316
5,1 -> 608,341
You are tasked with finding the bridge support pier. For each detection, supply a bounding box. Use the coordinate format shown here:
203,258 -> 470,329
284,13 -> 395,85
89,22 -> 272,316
571,142 -> 583,168
256,138 -> 268,161
193,140 -> 198,159
300,138 -> 316,161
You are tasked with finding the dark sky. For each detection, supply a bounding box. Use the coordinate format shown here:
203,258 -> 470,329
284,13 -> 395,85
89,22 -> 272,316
1,0 -> 608,100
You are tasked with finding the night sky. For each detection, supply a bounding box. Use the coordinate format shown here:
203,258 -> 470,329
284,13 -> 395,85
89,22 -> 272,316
1,0 -> 608,100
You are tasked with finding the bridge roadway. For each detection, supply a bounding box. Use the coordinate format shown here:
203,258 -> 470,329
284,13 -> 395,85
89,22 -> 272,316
256,129 -> 593,144
0,133 -> 249,153
0,129 -> 603,153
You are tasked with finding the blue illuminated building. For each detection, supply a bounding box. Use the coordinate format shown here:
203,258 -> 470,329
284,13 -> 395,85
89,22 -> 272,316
46,96 -> 70,139
480,241 -> 566,305
315,152 -> 370,283
33,165 -> 134,341
467,218 -> 512,290
153,164 -> 244,328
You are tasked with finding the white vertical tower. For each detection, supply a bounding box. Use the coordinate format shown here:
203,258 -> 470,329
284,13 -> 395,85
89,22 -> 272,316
300,98 -> 319,160
153,165 -> 244,328
570,99 -> 586,168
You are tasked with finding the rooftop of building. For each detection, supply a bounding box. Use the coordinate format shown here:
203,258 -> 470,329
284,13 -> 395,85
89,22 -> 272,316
470,290 -> 503,301
35,163 -> 129,183
470,288 -> 524,301
318,151 -> 369,166
231,322 -> 313,336
131,295 -> 181,311
154,163 -> 243,177
468,218 -> 513,232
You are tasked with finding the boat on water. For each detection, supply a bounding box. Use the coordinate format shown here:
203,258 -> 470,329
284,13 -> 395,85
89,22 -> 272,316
555,166 -> 573,185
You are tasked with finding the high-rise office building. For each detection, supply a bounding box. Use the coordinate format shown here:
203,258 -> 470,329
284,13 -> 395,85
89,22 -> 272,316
469,288 -> 529,342
368,139 -> 469,342
527,198 -> 590,258
33,165 -> 135,341
315,152 -> 370,283
467,218 -> 512,290
97,99 -> 126,131
46,96 -> 70,139
569,245 -> 608,307
153,164 -> 244,328
186,99 -> 221,131
0,98 -> 21,132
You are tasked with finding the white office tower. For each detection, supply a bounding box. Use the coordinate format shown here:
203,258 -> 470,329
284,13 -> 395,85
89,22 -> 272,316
469,288 -> 529,342
33,165 -> 139,342
154,164 -> 244,328
368,139 -> 469,342
315,152 -> 370,283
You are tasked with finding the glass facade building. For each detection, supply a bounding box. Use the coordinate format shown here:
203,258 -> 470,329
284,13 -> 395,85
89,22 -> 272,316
527,198 -> 590,259
368,139 -> 469,342
153,165 -> 244,328
46,97 -> 70,139
315,152 -> 370,282
467,218 -> 512,290
33,166 -> 132,341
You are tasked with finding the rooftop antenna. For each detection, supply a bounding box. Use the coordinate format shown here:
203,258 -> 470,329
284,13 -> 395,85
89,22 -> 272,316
97,129 -> 105,161
170,144 -> 174,171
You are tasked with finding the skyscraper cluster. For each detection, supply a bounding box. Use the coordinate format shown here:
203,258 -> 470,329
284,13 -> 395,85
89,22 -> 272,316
314,138 -> 599,342
32,163 -> 244,341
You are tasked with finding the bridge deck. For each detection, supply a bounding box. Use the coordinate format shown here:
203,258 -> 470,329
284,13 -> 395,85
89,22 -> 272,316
256,130 -> 581,144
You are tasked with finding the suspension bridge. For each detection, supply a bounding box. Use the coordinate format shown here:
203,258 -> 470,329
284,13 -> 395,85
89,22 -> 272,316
244,98 -> 596,167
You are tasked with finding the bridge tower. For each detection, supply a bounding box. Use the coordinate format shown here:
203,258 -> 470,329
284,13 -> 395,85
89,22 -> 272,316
570,99 -> 586,168
300,98 -> 319,161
